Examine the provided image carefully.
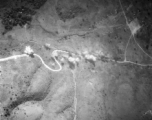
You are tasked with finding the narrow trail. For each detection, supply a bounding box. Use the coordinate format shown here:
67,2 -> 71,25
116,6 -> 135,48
117,0 -> 152,67
0,1 -> 152,120
0,0 -> 151,70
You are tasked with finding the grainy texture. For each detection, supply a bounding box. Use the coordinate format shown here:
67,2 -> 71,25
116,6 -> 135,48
0,0 -> 152,120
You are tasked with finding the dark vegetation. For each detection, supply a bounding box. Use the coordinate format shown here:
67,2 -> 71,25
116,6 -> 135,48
0,0 -> 47,34
2,6 -> 36,33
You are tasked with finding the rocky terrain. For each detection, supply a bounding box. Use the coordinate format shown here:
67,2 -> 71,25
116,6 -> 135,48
0,0 -> 152,120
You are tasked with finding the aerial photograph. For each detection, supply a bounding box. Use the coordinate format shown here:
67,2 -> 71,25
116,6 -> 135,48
0,0 -> 152,120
